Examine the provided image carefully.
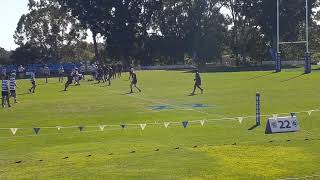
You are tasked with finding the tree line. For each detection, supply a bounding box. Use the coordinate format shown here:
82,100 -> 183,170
1,0 -> 320,66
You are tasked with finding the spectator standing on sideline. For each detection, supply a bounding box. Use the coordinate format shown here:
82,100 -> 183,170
18,65 -> 25,79
58,65 -> 64,82
44,65 -> 50,83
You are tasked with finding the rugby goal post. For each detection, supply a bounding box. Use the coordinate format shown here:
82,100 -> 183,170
276,0 -> 311,73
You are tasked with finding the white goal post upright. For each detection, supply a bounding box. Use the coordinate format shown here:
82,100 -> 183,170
276,0 -> 311,73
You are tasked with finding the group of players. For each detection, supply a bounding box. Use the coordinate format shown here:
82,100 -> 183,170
1,72 -> 18,108
1,63 -> 204,108
63,63 -> 126,91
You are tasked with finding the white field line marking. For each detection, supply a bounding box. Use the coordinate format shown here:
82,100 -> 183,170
277,174 -> 320,180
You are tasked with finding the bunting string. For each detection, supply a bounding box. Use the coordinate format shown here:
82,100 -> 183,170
0,108 -> 318,136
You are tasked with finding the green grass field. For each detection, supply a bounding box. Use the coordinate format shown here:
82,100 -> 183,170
1,68 -> 320,179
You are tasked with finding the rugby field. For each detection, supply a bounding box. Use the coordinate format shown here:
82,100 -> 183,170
0,68 -> 320,179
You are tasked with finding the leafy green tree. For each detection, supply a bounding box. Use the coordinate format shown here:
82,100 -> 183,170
154,0 -> 226,65
0,47 -> 13,64
224,0 -> 318,64
14,0 -> 87,63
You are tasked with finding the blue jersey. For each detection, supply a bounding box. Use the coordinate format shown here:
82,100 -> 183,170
2,80 -> 9,92
9,78 -> 16,91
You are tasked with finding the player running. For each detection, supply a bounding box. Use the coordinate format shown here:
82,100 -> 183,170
73,68 -> 81,86
97,66 -> 104,83
29,72 -> 36,93
129,67 -> 134,80
9,73 -> 17,103
2,75 -> 11,108
79,63 -> 86,80
191,70 -> 204,95
117,64 -> 122,78
130,71 -> 141,93
64,70 -> 75,91
107,66 -> 112,86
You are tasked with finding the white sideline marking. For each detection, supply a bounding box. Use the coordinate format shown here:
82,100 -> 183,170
277,175 -> 320,180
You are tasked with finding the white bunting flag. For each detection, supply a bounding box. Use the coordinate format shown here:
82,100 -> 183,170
200,120 -> 205,126
164,122 -> 170,128
56,126 -> 62,131
99,125 -> 106,131
10,128 -> 18,135
308,110 -> 313,116
140,124 -> 147,130
238,117 -> 244,124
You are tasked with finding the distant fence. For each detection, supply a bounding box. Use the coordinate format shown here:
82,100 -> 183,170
140,65 -> 196,70
0,63 -> 81,74
262,61 -> 305,66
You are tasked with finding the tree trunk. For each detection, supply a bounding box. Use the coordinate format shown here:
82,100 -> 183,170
92,30 -> 101,64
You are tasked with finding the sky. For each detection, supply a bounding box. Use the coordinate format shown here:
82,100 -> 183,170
0,0 -> 29,51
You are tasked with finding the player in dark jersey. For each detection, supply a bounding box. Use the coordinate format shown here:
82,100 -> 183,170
117,64 -> 122,78
64,70 -> 75,91
97,66 -> 104,83
191,70 -> 204,95
112,64 -> 117,79
107,66 -> 112,86
29,72 -> 36,93
130,71 -> 141,93
103,65 -> 108,83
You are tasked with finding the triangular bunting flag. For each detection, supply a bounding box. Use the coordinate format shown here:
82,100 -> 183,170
164,122 -> 170,128
10,128 -> 18,135
308,110 -> 313,116
140,124 -> 147,130
238,117 -> 243,124
33,128 -> 41,135
120,124 -> 126,129
56,126 -> 62,131
99,125 -> 106,131
182,121 -> 189,128
78,126 -> 84,132
200,120 -> 205,126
